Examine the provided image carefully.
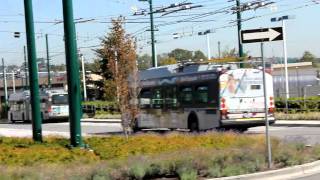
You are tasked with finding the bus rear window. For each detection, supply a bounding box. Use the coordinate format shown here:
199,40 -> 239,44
52,94 -> 68,105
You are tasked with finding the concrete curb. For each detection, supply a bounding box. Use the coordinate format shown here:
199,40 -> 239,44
81,118 -> 121,123
209,160 -> 320,180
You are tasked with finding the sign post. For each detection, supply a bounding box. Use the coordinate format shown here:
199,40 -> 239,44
240,26 -> 283,169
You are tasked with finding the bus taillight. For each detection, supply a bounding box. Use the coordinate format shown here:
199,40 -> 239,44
269,97 -> 275,113
48,106 -> 52,113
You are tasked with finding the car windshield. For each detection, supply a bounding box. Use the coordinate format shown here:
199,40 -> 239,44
52,94 -> 68,105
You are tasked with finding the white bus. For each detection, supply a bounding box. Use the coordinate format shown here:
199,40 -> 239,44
135,64 -> 275,132
8,89 -> 69,123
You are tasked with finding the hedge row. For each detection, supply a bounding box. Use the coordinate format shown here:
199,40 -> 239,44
275,97 -> 320,113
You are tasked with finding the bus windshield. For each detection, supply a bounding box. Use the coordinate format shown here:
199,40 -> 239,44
52,94 -> 68,105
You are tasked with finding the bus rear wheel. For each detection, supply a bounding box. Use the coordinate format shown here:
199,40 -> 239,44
10,113 -> 15,124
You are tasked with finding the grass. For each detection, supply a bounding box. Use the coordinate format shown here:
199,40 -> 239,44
275,112 -> 320,120
1,132 -> 320,179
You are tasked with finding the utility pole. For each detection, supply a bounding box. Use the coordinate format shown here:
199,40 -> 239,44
23,46 -> 28,89
2,59 -> 8,107
62,0 -> 83,147
45,34 -> 51,88
236,0 -> 244,68
24,0 -> 42,142
149,0 -> 156,67
80,54 -> 87,101
218,41 -> 221,59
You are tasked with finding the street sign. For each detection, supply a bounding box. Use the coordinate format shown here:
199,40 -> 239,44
241,27 -> 283,44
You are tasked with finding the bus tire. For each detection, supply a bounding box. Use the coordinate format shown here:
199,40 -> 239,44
188,113 -> 199,132
22,113 -> 26,123
132,119 -> 141,133
10,113 -> 15,123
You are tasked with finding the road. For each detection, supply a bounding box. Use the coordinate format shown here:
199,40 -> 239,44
1,121 -> 320,179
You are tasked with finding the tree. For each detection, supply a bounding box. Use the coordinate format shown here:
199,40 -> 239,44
168,48 -> 193,62
301,51 -> 316,62
137,54 -> 151,70
300,51 -> 319,67
221,47 -> 238,58
193,50 -> 207,61
95,17 -> 139,134
159,57 -> 177,66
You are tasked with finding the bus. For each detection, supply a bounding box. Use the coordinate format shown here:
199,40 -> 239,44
136,63 -> 275,132
8,89 -> 69,123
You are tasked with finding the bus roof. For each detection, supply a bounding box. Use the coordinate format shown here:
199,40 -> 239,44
140,63 -> 237,81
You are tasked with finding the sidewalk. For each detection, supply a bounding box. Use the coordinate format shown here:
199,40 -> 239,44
274,120 -> 320,127
81,118 -> 121,123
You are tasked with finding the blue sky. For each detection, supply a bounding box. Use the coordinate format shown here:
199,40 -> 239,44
0,0 -> 319,66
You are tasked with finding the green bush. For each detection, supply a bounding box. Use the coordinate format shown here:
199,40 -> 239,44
275,96 -> 320,113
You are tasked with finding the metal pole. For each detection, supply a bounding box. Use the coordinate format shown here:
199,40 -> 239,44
2,59 -> 8,106
206,33 -> 211,60
261,42 -> 272,169
24,0 -> 42,142
236,0 -> 244,68
218,41 -> 221,59
149,0 -> 156,67
282,20 -> 289,99
62,0 -> 83,147
154,42 -> 158,67
24,46 -> 28,89
81,55 -> 87,101
12,71 -> 15,93
45,34 -> 51,88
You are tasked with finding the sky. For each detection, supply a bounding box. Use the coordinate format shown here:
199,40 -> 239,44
0,0 -> 319,66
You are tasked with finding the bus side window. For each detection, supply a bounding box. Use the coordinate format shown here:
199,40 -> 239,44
152,89 -> 163,109
180,87 -> 193,106
164,87 -> 178,109
139,89 -> 152,109
195,86 -> 209,104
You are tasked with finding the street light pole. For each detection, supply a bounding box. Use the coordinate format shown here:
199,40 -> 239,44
62,0 -> 83,147
45,34 -> 51,88
24,0 -> 42,142
81,54 -> 87,101
282,20 -> 289,99
2,59 -> 8,106
206,33 -> 211,60
12,71 -> 15,94
23,46 -> 28,89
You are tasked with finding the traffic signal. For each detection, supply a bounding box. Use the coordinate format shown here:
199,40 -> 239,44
14,32 -> 21,38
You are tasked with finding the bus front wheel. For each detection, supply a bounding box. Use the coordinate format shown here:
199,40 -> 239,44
188,114 -> 199,132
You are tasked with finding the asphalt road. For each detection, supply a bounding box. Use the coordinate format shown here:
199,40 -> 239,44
1,121 -> 320,179
1,120 -> 320,145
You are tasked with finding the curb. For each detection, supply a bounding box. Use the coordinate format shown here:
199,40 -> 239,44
274,120 -> 320,127
209,160 -> 320,180
81,118 -> 121,123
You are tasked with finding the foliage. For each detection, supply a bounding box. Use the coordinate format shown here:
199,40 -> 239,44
159,57 -> 177,66
275,112 -> 320,120
300,51 -> 319,67
193,50 -> 207,61
1,133 -> 320,179
137,54 -> 152,70
275,96 -> 320,113
95,17 -> 139,132
168,48 -> 193,62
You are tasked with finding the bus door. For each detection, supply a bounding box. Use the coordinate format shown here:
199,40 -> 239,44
163,86 -> 180,128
